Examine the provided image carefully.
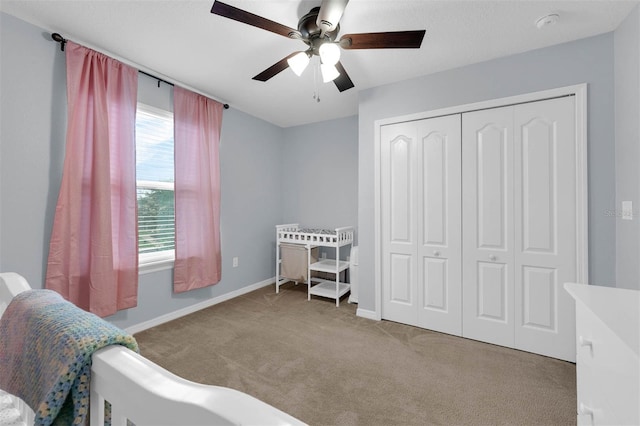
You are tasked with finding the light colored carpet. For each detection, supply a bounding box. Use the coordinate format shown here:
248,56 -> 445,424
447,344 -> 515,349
134,282 -> 576,426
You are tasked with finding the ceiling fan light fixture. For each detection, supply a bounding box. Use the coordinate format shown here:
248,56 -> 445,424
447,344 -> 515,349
212,1 -> 427,92
288,51 -> 311,76
319,42 -> 341,65
321,63 -> 340,83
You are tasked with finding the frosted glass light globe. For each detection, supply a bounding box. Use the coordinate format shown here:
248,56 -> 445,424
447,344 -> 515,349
321,63 -> 340,82
287,51 -> 310,76
319,43 -> 340,66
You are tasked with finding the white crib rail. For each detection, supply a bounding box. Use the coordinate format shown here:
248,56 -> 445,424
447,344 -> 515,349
91,346 -> 302,426
0,272 -> 30,315
0,273 -> 305,426
276,224 -> 354,247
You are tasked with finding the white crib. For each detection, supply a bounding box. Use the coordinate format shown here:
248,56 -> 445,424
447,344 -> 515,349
275,224 -> 354,306
0,272 -> 305,426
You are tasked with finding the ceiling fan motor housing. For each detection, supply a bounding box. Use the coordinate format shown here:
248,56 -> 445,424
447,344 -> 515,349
316,0 -> 349,33
298,7 -> 340,54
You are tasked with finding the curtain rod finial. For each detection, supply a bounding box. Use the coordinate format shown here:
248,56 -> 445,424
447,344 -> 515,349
51,33 -> 66,51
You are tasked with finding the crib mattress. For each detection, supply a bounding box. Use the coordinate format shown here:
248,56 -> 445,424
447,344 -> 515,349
277,226 -> 353,247
296,228 -> 335,234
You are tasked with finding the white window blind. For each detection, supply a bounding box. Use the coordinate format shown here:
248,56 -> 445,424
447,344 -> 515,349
135,103 -> 175,260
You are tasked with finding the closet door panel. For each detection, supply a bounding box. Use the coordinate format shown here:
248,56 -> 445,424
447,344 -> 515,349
422,257 -> 447,309
462,106 -> 515,347
477,126 -> 508,250
390,137 -> 412,242
417,114 -> 462,335
521,266 -> 556,329
514,96 -> 576,362
422,132 -> 447,245
390,254 -> 413,303
520,121 -> 555,253
477,261 -> 508,321
381,122 -> 418,326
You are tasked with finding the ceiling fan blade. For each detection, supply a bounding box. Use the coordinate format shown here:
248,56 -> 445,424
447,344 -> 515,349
339,30 -> 426,49
317,0 -> 349,34
333,61 -> 354,92
211,1 -> 301,39
252,52 -> 298,82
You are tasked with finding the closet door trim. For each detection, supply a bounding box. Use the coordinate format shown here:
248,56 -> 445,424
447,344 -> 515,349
371,84 -> 588,322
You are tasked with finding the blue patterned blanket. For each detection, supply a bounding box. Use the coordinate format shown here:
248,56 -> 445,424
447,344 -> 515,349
0,289 -> 138,425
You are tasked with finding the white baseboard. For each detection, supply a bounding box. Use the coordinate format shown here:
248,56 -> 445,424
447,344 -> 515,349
125,277 -> 275,335
356,307 -> 379,321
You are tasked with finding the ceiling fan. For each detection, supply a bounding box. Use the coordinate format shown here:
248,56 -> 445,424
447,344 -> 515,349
210,0 -> 426,92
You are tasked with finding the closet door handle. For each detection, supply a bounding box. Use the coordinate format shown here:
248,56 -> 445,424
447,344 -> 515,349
433,251 -> 441,257
489,255 -> 497,261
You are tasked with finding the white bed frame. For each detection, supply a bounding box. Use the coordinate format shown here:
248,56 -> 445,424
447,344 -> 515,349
0,272 -> 305,426
275,224 -> 354,306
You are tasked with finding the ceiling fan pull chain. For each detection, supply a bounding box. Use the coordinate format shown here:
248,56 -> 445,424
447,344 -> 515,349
313,59 -> 321,102
313,64 -> 317,101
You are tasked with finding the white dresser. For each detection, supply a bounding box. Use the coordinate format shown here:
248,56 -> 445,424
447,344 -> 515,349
565,283 -> 640,425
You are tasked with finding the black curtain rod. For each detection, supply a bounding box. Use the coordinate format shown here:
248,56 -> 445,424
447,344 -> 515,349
51,33 -> 229,109
139,70 -> 175,89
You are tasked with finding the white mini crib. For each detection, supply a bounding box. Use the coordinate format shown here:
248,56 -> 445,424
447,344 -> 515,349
0,272 -> 305,426
275,224 -> 354,306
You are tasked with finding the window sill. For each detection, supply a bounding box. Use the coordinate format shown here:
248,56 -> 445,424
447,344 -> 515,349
139,250 -> 174,275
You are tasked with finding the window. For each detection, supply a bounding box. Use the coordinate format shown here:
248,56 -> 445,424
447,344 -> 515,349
135,103 -> 175,273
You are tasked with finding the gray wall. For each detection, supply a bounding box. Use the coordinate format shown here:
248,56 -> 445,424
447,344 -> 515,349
615,4 -> 640,291
0,12 -> 67,286
357,34 -> 617,312
281,116 -> 358,231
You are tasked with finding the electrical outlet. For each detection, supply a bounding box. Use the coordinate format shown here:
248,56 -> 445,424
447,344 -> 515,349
622,201 -> 633,220
232,257 -> 239,268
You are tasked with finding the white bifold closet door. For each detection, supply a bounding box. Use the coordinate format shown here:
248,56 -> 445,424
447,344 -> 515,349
461,105 -> 515,347
462,96 -> 577,361
381,115 -> 462,336
380,95 -> 578,361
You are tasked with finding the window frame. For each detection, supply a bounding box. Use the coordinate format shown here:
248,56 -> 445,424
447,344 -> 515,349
135,102 -> 175,274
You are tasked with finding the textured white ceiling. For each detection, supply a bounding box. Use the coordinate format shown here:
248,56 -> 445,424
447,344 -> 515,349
1,0 -> 637,127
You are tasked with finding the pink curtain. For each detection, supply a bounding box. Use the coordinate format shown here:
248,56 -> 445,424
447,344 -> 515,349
45,41 -> 139,317
173,86 -> 224,293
